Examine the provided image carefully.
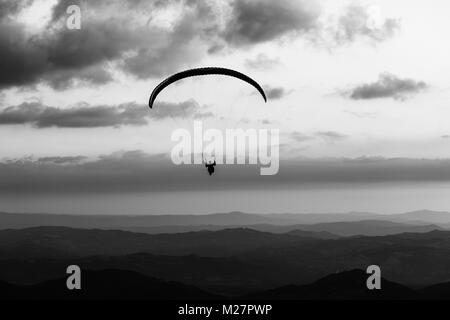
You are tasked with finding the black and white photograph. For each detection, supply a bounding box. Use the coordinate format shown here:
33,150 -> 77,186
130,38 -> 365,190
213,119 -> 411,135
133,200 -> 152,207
1,0 -> 450,318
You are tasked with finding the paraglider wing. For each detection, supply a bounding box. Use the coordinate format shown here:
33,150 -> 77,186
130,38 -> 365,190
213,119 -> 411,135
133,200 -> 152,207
149,67 -> 267,108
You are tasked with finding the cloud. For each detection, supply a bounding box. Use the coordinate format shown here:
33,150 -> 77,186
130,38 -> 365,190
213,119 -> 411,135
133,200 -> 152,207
206,43 -> 225,54
118,4 -> 214,80
193,111 -> 215,119
221,2 -> 401,49
221,0 -> 320,47
260,119 -> 275,125
0,0 -> 218,90
343,110 -> 378,119
290,131 -> 347,143
0,0 -> 32,19
442,135 -> 450,139
346,73 -> 428,100
245,54 -> 281,70
0,100 -> 210,128
290,132 -> 314,143
0,1 -> 402,91
315,131 -> 347,141
3,151 -> 450,194
150,100 -> 211,120
332,4 -> 400,44
265,86 -> 286,100
38,156 -> 87,164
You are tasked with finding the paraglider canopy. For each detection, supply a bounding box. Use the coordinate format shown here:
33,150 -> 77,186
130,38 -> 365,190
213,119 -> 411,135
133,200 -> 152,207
148,67 -> 267,109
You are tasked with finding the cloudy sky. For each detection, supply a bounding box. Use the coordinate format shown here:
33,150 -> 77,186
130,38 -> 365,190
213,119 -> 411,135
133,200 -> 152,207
1,0 -> 450,214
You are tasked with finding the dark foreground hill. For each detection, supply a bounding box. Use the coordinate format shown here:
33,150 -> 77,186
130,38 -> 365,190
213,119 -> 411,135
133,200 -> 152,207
0,269 -> 219,300
419,282 -> 450,299
246,269 -> 418,300
0,253 -> 314,295
3,269 -> 450,300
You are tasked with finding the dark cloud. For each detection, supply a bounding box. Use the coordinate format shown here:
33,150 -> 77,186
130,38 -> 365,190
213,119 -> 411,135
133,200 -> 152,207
0,13 -> 129,89
333,4 -> 400,44
0,0 -> 33,18
2,151 -> 450,194
152,100 -> 212,120
260,119 -> 275,125
346,73 -> 427,100
0,0 -> 217,90
0,102 -> 147,128
221,2 -> 400,49
245,54 -> 281,70
38,156 -> 87,164
265,86 -> 286,100
222,0 -> 320,47
118,6 -> 215,79
0,1 -> 402,90
442,135 -> 450,139
207,43 -> 225,54
193,111 -> 214,119
0,100 -> 209,128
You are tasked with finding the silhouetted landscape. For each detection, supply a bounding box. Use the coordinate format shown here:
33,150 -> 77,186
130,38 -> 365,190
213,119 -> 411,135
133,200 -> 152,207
2,210 -> 450,299
3,268 -> 450,300
2,1 -> 450,316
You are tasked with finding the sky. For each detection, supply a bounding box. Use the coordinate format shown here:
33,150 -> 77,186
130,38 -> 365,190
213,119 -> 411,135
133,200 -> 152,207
1,0 -> 450,214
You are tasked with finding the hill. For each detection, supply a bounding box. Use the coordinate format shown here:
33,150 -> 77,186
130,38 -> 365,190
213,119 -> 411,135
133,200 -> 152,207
0,269 -> 219,300
3,228 -> 450,291
246,269 -> 418,300
0,211 -> 280,229
390,210 -> 450,225
5,269 -> 450,300
288,220 -> 442,236
2,211 -> 450,234
0,226 -> 317,259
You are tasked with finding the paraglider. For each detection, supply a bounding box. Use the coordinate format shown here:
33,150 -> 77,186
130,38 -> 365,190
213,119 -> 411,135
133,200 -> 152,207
148,67 -> 267,109
148,67 -> 268,176
205,160 -> 216,176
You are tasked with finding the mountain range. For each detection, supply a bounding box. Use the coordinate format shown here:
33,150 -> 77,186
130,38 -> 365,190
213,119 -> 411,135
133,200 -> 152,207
2,227 -> 450,293
2,210 -> 450,229
0,269 -> 219,300
2,210 -> 450,299
2,268 -> 450,300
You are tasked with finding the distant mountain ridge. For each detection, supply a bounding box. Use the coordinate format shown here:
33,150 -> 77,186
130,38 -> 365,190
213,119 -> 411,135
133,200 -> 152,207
2,211 -> 450,299
1,210 -> 450,230
122,220 -> 441,237
0,211 -> 278,229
